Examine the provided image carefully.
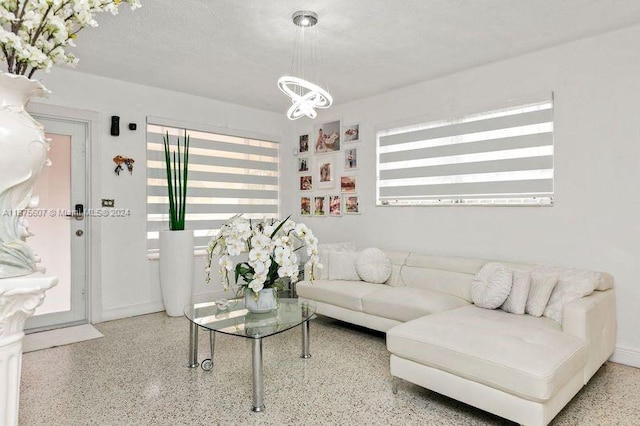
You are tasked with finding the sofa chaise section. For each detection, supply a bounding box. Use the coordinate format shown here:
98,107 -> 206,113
387,289 -> 616,426
296,247 -> 616,426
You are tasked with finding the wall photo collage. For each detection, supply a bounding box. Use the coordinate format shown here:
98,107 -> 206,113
298,120 -> 360,216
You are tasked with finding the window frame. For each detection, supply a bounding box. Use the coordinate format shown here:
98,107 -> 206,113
145,116 -> 281,254
375,96 -> 554,207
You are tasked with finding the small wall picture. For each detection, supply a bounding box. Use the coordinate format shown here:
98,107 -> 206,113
299,134 -> 309,154
345,148 -> 357,170
317,156 -> 335,189
314,120 -> 341,154
344,124 -> 359,143
345,195 -> 360,214
301,197 -> 311,216
300,175 -> 312,191
329,195 -> 342,216
298,157 -> 309,173
314,196 -> 326,216
341,175 -> 357,193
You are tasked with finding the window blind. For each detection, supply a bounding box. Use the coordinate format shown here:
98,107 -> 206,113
376,99 -> 554,206
147,122 -> 279,251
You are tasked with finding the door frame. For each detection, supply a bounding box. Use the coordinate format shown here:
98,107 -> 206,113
28,102 -> 102,325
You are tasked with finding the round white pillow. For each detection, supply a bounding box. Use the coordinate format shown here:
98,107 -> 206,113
355,248 -> 392,284
471,263 -> 513,309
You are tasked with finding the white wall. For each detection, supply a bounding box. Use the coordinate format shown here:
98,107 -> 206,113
283,25 -> 640,366
36,69 -> 286,321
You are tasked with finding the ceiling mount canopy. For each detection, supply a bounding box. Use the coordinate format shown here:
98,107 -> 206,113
277,10 -> 333,120
292,10 -> 318,27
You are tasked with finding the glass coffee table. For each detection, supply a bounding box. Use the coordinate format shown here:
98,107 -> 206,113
184,298 -> 316,412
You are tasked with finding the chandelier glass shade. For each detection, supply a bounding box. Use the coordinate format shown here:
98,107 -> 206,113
278,11 -> 333,120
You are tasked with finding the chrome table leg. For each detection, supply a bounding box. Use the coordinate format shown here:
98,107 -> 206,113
201,331 -> 215,371
301,320 -> 311,359
251,338 -> 265,412
188,321 -> 199,368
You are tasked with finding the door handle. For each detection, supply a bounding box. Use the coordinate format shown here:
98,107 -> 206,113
66,203 -> 84,220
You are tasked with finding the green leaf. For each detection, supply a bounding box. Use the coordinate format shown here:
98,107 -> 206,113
269,214 -> 292,238
162,130 -> 190,231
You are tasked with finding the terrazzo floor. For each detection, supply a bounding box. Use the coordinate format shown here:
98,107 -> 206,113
20,312 -> 640,425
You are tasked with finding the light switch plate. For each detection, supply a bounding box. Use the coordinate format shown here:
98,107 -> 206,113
102,199 -> 115,207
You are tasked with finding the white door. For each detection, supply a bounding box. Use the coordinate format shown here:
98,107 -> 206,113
25,117 -> 88,331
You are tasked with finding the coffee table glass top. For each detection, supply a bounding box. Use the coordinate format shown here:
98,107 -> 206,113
184,298 -> 316,339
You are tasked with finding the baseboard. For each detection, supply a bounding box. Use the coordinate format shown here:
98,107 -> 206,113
100,291 -> 228,322
192,289 -> 228,304
100,301 -> 165,322
610,345 -> 640,368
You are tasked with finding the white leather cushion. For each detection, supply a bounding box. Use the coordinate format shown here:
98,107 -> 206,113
471,263 -> 513,309
400,266 -> 474,302
543,277 -> 595,323
328,251 -> 360,281
296,279 -> 380,311
355,248 -> 392,284
361,286 -> 469,322
501,269 -> 531,315
387,305 -> 584,402
525,273 -> 559,317
534,265 -> 613,291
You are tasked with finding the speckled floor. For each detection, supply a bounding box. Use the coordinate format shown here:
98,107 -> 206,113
20,313 -> 640,425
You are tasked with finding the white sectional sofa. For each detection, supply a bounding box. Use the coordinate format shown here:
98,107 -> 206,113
296,249 -> 616,426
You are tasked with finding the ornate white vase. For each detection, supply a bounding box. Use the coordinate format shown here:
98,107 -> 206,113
159,230 -> 194,317
244,287 -> 277,313
0,72 -> 51,279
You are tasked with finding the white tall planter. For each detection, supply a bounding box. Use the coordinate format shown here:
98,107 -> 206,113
0,274 -> 57,426
159,230 -> 194,317
0,72 -> 51,279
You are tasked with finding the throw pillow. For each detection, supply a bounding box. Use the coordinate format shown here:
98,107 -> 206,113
471,263 -> 513,309
317,242 -> 357,279
543,277 -> 595,323
328,251 -> 361,281
501,269 -> 531,315
355,247 -> 392,284
525,273 -> 559,317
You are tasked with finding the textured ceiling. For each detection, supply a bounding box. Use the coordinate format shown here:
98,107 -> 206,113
70,0 -> 640,113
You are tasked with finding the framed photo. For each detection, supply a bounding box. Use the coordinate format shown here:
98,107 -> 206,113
299,134 -> 310,154
314,196 -> 326,216
340,175 -> 356,193
345,148 -> 357,170
300,197 -> 311,216
345,195 -> 360,214
329,195 -> 342,217
343,124 -> 359,143
298,157 -> 310,173
317,156 -> 335,189
300,175 -> 312,191
314,120 -> 341,154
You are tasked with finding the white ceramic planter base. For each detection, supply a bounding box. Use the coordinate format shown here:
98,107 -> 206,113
244,288 -> 277,313
159,230 -> 194,317
0,274 -> 57,426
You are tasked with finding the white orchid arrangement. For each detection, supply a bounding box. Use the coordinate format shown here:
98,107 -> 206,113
205,215 -> 321,295
0,0 -> 141,78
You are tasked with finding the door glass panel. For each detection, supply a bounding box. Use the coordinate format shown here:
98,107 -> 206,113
29,133 -> 72,316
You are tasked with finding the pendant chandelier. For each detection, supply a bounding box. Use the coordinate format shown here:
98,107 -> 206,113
278,10 -> 333,120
